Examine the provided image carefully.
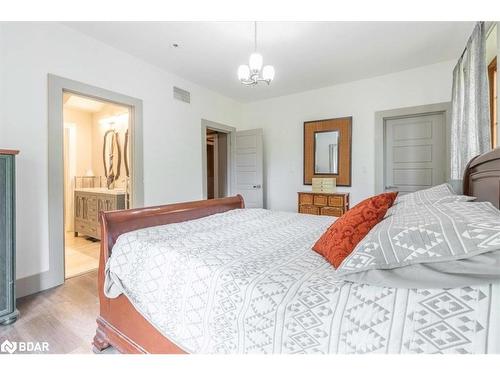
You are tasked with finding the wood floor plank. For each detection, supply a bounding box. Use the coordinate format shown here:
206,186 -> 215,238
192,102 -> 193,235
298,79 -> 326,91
0,271 -> 117,354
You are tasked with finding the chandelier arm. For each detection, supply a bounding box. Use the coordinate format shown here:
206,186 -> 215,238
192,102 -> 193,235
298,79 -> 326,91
240,79 -> 258,86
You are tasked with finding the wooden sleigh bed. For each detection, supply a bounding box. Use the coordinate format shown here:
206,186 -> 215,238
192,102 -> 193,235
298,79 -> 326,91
93,195 -> 245,353
92,148 -> 500,354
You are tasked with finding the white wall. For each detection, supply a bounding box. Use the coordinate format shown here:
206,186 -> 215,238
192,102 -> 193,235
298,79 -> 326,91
498,22 -> 500,147
63,108 -> 93,177
486,24 -> 497,65
240,60 -> 456,212
0,22 -> 242,280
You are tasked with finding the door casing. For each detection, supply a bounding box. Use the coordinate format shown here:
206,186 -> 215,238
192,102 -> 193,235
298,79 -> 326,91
17,75 -> 144,298
374,102 -> 452,194
384,113 -> 446,193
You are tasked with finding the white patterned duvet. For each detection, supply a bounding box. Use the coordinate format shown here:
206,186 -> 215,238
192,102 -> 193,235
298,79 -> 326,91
105,209 -> 500,354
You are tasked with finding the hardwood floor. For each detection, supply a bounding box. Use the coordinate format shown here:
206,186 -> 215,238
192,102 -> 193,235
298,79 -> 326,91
65,232 -> 100,279
0,271 -> 117,354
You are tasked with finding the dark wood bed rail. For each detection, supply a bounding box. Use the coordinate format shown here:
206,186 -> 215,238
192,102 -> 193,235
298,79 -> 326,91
94,195 -> 244,354
100,194 -> 245,258
463,148 -> 500,208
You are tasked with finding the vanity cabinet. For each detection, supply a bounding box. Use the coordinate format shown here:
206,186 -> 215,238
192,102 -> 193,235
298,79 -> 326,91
0,150 -> 19,325
297,192 -> 349,217
74,189 -> 126,240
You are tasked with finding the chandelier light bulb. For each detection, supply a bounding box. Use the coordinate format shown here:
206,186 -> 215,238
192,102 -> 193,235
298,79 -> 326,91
238,65 -> 251,81
262,65 -> 275,81
249,53 -> 263,72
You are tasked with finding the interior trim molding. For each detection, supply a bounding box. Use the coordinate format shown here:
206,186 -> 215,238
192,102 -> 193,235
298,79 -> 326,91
16,75 -> 146,298
374,101 -> 452,195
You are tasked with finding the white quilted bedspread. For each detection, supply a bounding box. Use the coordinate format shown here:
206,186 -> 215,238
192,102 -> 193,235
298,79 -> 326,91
106,209 -> 500,354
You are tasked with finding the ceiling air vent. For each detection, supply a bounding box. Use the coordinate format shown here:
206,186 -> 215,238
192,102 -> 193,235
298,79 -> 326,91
173,86 -> 190,104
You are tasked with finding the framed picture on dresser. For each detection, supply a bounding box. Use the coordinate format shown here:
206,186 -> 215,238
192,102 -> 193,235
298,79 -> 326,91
303,117 -> 352,186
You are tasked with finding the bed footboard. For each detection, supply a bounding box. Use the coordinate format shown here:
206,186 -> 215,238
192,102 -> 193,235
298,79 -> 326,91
93,195 -> 245,354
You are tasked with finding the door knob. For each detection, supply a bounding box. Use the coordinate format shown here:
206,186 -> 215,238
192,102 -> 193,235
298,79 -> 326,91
385,186 -> 397,189
253,184 -> 262,189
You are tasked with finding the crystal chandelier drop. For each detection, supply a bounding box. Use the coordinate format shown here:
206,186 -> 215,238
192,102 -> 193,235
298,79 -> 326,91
238,22 -> 275,86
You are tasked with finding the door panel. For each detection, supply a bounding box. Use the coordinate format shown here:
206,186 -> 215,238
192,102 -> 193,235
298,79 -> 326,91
385,113 -> 445,194
232,129 -> 263,208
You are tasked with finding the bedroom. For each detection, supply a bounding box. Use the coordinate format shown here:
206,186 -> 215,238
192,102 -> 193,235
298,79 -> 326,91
1,0 -> 500,372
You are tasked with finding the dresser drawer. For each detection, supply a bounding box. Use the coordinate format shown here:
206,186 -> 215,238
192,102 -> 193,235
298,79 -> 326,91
298,192 -> 349,217
75,219 -> 98,237
87,207 -> 99,223
299,193 -> 314,205
328,195 -> 345,207
313,194 -> 328,206
86,197 -> 97,210
299,205 -> 320,215
320,206 -> 344,217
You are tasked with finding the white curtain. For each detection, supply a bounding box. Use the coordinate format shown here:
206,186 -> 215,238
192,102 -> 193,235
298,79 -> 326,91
450,22 -> 491,181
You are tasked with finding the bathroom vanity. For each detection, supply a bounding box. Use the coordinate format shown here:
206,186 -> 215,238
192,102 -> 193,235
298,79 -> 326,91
74,188 -> 126,240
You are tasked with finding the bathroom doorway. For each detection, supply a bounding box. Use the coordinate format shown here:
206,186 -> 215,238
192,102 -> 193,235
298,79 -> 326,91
33,75 -> 145,297
63,93 -> 132,278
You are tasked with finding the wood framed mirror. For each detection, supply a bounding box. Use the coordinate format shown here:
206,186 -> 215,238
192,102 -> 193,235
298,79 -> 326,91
304,117 -> 352,186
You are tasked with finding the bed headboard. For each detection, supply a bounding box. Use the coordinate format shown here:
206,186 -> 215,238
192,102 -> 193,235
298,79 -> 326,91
100,195 -> 245,257
463,148 -> 500,209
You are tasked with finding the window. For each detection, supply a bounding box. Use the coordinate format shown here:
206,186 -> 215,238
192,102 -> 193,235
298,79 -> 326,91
488,57 -> 497,148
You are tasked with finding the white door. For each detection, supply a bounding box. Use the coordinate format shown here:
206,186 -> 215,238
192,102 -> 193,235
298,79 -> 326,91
384,113 -> 445,194
231,129 -> 264,208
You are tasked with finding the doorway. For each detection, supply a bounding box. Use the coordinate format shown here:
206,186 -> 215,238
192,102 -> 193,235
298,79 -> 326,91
206,128 -> 228,199
374,102 -> 451,195
201,119 -> 235,199
63,93 -> 132,278
384,112 -> 446,194
30,75 -> 145,298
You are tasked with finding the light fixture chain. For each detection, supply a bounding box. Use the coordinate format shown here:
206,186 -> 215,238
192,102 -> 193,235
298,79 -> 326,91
254,21 -> 257,52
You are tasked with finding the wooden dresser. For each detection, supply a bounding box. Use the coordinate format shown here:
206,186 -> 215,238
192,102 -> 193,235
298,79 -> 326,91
298,192 -> 349,217
74,188 -> 126,240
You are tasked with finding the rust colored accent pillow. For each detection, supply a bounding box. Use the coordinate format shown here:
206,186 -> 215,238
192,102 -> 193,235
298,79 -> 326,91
312,192 -> 398,268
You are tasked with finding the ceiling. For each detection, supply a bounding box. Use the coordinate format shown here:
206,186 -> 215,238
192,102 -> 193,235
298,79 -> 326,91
64,22 -> 475,102
63,92 -> 128,114
63,93 -> 106,112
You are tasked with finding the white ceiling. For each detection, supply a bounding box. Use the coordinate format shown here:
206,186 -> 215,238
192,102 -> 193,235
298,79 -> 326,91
64,22 -> 474,102
64,93 -> 106,112
63,92 -> 128,114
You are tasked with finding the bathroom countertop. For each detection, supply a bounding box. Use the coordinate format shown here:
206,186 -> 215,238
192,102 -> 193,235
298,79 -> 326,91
74,187 -> 127,195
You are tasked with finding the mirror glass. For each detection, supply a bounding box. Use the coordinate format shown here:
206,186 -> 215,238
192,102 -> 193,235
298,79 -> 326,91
314,130 -> 339,174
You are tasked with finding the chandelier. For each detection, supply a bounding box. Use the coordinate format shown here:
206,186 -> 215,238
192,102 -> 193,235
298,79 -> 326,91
238,22 -> 275,86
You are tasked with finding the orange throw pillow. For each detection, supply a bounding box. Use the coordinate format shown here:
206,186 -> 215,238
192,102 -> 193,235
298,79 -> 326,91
312,192 -> 398,268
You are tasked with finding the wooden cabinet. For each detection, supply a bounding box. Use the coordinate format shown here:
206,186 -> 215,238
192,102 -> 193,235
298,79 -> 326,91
298,192 -> 349,217
74,189 -> 126,240
0,150 -> 19,325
